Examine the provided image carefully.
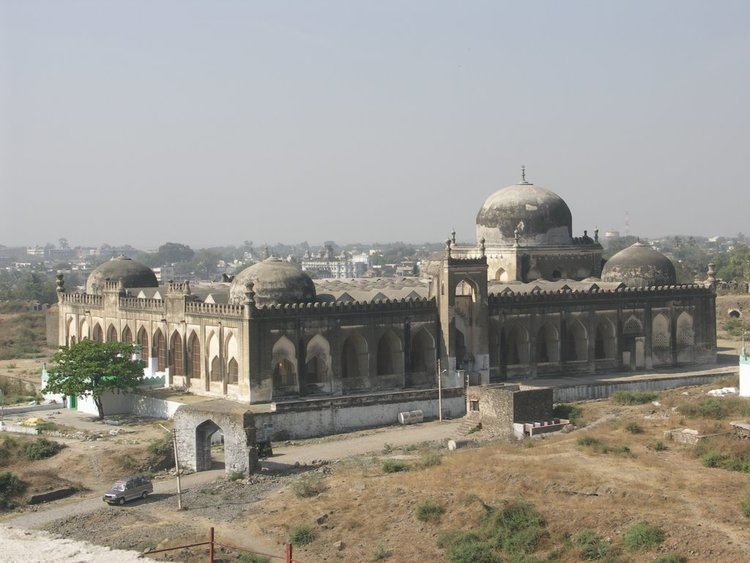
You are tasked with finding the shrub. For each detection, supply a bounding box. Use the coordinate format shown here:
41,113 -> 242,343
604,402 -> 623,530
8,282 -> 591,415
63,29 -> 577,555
577,436 -> 601,447
235,554 -> 270,563
622,521 -> 665,551
382,460 -> 410,473
414,452 -> 442,469
228,470 -> 244,481
145,434 -> 175,470
625,422 -> 644,434
697,445 -> 750,473
573,529 -> 609,560
22,437 -> 63,460
288,524 -> 315,546
370,543 -> 392,561
741,499 -> 750,518
437,499 -> 546,561
416,500 -> 445,522
654,554 -> 687,563
647,440 -> 668,452
291,474 -> 327,498
612,391 -> 659,405
678,398 -> 726,419
0,471 -> 27,509
552,403 -> 583,424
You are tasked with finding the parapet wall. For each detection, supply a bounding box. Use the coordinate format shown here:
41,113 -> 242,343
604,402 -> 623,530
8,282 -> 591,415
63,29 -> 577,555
255,387 -> 465,440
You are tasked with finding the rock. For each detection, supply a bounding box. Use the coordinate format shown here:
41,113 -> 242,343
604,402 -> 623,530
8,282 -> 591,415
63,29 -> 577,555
316,513 -> 329,525
334,541 -> 344,551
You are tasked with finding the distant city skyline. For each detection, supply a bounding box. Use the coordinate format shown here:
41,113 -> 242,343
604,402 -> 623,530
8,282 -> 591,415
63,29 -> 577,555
2,1 -> 748,247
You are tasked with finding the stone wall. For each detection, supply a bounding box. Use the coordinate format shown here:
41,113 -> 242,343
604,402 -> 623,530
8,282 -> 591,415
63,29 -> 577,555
255,387 -> 466,441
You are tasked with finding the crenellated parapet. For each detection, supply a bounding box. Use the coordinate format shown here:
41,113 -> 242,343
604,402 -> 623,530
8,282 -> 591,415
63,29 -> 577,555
119,296 -> 166,312
489,283 -> 711,307
167,281 -> 191,295
446,256 -> 487,267
185,301 -> 245,317
253,296 -> 436,318
59,292 -> 103,307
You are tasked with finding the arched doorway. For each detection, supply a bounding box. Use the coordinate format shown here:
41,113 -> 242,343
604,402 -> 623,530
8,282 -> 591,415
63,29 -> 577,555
623,316 -> 644,369
137,327 -> 149,362
376,331 -> 402,376
304,334 -> 331,395
227,358 -> 239,384
502,325 -> 529,366
408,328 -> 436,387
594,319 -> 616,360
92,323 -> 103,343
187,332 -> 201,379
341,334 -> 368,391
536,323 -> 559,363
195,420 -> 224,471
651,313 -> 671,365
565,320 -> 588,362
154,329 -> 167,371
170,332 -> 184,375
272,336 -> 298,396
106,324 -> 118,343
121,325 -> 133,344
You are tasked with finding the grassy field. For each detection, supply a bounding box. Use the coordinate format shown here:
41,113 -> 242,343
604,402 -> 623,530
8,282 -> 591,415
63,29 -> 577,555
248,380 -> 750,562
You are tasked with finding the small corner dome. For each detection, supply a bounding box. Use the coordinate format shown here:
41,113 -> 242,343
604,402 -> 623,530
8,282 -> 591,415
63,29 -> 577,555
601,242 -> 677,287
476,181 -> 573,246
86,255 -> 158,294
229,257 -> 316,306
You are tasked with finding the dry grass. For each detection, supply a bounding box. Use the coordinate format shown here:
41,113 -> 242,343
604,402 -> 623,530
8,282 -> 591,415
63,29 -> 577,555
248,382 -> 750,562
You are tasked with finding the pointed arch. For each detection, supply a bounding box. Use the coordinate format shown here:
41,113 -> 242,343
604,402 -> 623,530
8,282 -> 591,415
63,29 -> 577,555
153,328 -> 166,371
225,332 -> 239,385
341,333 -> 368,384
494,268 -> 508,282
187,331 -> 201,378
92,323 -> 103,343
304,334 -> 331,393
169,331 -> 184,375
227,358 -> 239,384
536,322 -> 559,363
624,315 -> 644,335
408,327 -> 435,387
106,324 -> 118,343
66,317 -> 74,346
594,318 -> 616,360
137,326 -> 149,361
79,318 -> 89,341
207,331 -> 221,382
272,335 -> 298,395
565,319 -> 588,362
502,324 -> 529,365
121,325 -> 133,344
676,312 -> 694,348
652,313 -> 670,350
410,328 -> 436,374
376,330 -> 403,376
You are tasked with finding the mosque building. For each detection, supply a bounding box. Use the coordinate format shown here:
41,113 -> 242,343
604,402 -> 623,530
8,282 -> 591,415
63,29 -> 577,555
54,172 -> 717,406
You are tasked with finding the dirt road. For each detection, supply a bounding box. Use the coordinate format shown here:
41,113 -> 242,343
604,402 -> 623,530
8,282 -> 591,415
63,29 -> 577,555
5,419 -> 462,530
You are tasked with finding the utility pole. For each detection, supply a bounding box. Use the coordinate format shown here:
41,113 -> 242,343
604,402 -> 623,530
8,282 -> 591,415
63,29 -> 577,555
173,429 -> 183,510
437,358 -> 443,422
159,423 -> 183,510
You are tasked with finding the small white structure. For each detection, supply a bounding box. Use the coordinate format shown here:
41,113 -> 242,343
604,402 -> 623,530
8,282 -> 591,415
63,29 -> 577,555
740,345 -> 750,398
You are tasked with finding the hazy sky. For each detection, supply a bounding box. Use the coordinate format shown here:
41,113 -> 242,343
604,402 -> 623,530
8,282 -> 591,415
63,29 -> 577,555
1,1 -> 748,249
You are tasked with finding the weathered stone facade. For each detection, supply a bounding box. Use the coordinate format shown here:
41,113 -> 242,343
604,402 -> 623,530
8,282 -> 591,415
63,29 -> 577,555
54,175 -> 717,409
173,400 -> 257,475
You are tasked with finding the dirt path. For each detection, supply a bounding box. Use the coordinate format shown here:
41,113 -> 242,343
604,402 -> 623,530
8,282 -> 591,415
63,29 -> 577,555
4,468 -> 224,529
266,420 -> 462,467
5,420 -> 462,531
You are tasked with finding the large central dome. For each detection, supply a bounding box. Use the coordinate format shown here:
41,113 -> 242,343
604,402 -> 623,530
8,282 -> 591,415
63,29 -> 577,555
86,255 -> 158,294
476,182 -> 573,246
229,257 -> 316,306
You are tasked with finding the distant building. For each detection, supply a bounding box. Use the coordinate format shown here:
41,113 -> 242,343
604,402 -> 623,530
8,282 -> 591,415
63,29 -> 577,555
301,244 -> 367,278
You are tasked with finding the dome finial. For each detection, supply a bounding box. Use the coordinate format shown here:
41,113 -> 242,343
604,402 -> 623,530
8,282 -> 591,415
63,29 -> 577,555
520,165 -> 529,184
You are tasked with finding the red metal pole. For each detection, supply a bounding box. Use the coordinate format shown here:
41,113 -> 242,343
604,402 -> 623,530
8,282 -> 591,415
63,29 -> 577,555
285,543 -> 293,563
208,527 -> 215,563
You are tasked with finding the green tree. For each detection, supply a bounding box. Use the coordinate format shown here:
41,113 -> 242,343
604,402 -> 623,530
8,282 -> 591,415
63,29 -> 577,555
156,242 -> 195,264
46,340 -> 145,420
